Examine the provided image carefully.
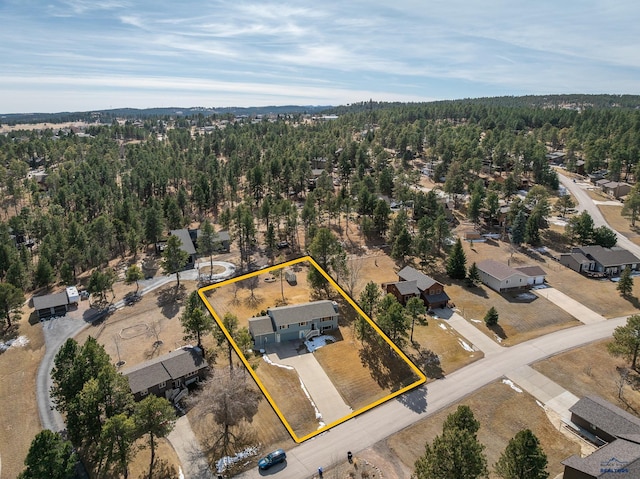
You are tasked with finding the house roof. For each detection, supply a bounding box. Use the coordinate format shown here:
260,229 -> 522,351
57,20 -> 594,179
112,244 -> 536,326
578,246 -> 640,268
269,300 -> 338,328
514,265 -> 547,277
425,292 -> 450,304
122,347 -> 206,394
32,291 -> 69,310
570,395 -> 640,438
389,280 -> 420,296
248,316 -> 274,337
563,252 -> 594,265
477,259 -> 527,281
170,229 -> 196,255
562,436 -> 640,477
397,266 -> 439,292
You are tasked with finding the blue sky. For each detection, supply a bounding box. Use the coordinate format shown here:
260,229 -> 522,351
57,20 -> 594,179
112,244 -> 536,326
1,0 -> 639,113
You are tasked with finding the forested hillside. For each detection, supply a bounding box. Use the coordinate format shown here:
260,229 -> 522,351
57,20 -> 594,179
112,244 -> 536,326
0,97 -> 639,329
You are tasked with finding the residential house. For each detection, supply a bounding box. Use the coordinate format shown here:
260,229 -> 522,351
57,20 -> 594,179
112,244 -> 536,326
601,181 -> 632,200
248,300 -> 339,347
560,246 -> 640,276
476,259 -> 545,292
162,228 -> 231,268
122,346 -> 208,402
385,266 -> 449,309
562,395 -> 640,479
32,287 -> 80,320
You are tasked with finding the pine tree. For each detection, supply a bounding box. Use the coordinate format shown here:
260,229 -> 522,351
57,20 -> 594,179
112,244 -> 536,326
608,314 -> 640,370
494,429 -> 548,479
447,238 -> 467,280
617,266 -> 634,297
467,262 -> 480,287
484,306 -> 499,326
511,210 -> 527,246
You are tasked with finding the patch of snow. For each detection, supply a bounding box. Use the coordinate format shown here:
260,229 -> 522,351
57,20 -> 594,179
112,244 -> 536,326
470,319 -> 482,323
494,334 -> 503,343
515,293 -> 537,301
502,379 -> 523,393
298,377 -> 324,428
262,355 -> 294,370
178,467 -> 184,479
216,446 -> 259,473
0,335 -> 29,352
304,335 -> 335,353
458,339 -> 474,352
536,400 -> 545,408
439,323 -> 448,330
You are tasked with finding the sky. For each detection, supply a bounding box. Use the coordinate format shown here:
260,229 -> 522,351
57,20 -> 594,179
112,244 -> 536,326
1,0 -> 640,113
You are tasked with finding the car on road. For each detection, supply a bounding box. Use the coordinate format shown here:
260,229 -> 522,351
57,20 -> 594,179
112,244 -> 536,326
258,449 -> 286,470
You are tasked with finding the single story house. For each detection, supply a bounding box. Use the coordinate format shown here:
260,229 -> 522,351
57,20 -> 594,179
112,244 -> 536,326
601,181 -> 632,200
32,287 -> 81,319
122,346 -> 208,402
249,300 -> 339,347
169,229 -> 197,269
476,259 -> 543,293
563,395 -> 640,478
385,266 -> 449,309
560,246 -> 640,276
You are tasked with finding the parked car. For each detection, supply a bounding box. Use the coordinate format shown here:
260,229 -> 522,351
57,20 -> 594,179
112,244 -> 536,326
258,449 -> 286,470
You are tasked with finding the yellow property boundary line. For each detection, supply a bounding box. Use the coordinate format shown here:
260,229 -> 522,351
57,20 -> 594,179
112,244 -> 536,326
198,255 -> 426,443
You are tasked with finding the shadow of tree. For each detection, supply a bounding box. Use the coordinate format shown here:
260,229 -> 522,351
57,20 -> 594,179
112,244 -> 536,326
156,284 -> 186,319
488,323 -> 507,340
412,347 -> 445,380
358,336 -> 418,391
136,459 -> 179,479
395,384 -> 428,413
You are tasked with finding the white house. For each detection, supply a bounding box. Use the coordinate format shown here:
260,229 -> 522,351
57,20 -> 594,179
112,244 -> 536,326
476,259 -> 530,293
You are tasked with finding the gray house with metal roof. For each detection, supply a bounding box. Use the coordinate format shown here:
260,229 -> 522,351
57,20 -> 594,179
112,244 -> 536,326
121,346 -> 208,401
248,300 -> 339,347
563,395 -> 640,478
560,246 -> 640,276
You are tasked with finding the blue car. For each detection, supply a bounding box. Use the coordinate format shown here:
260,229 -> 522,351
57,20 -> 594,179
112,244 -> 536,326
258,449 -> 286,470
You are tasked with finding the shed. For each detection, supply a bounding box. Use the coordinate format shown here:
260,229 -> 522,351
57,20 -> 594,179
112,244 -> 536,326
285,271 -> 297,285
66,286 -> 80,304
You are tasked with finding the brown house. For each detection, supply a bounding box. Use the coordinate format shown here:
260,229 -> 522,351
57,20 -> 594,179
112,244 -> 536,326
122,346 -> 208,402
385,266 -> 449,309
563,395 -> 640,478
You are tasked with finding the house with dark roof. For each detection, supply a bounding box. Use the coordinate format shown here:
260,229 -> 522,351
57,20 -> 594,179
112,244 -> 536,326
161,228 -> 231,269
562,395 -> 640,478
601,181 -> 632,200
248,300 -> 339,347
385,266 -> 449,309
32,287 -> 81,319
560,246 -> 640,276
476,259 -> 545,292
121,346 -> 208,402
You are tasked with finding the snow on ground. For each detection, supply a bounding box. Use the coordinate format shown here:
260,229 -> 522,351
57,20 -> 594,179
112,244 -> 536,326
216,446 -> 259,473
178,467 -> 184,479
458,339 -> 474,352
304,335 -> 335,353
0,335 -> 29,352
470,319 -> 482,323
536,400 -> 545,408
299,377 -> 324,428
439,323 -> 448,330
494,334 -> 503,343
502,379 -> 523,393
262,355 -> 294,370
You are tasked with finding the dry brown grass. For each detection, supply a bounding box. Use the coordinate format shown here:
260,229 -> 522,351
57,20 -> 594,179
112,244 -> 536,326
410,318 -> 483,376
533,339 -> 640,413
127,438 -> 181,479
0,316 -> 45,479
599,204 -> 640,247
384,381 -> 580,479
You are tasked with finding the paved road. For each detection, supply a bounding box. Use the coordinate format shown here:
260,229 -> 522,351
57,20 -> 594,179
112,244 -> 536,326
558,173 -> 640,258
237,316 -> 628,479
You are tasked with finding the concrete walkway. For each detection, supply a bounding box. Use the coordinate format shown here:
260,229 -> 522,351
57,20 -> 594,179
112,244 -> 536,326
535,287 -> 607,324
167,416 -> 214,479
506,365 -> 579,422
268,349 -> 352,426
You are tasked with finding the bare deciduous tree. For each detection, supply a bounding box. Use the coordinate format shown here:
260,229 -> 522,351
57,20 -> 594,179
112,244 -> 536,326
189,368 -> 262,473
343,257 -> 364,298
